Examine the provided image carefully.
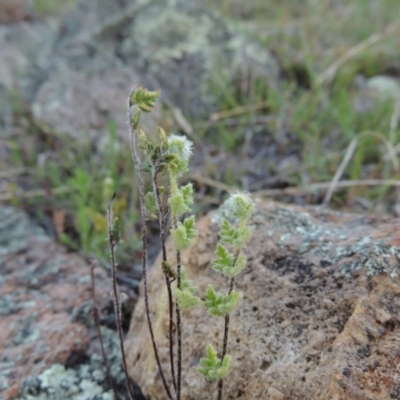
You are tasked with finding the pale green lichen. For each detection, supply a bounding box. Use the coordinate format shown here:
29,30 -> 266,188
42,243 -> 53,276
338,238 -> 400,278
123,6 -> 213,66
13,317 -> 41,346
17,326 -> 124,400
0,358 -> 14,390
19,363 -> 114,400
260,205 -> 399,278
0,207 -> 48,264
119,0 -> 278,117
0,294 -> 32,316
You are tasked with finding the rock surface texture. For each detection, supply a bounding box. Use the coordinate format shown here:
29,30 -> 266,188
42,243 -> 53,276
0,206 -> 135,400
126,198 -> 400,400
0,0 -> 279,145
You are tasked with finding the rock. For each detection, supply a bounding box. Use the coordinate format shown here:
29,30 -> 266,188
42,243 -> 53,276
0,206 -> 47,264
366,75 -> 400,100
126,198 -> 400,400
0,206 -> 133,400
117,0 -> 279,117
354,74 -> 400,114
0,0 -> 31,24
0,0 -> 279,146
0,0 -> 160,145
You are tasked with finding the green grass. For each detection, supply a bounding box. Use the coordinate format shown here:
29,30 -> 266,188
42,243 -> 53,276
201,0 -> 400,212
3,118 -> 141,264
32,0 -> 76,15
3,0 -> 400,263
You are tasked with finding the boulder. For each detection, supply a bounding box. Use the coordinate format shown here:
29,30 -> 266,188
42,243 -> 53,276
0,0 -> 30,24
117,0 -> 279,117
0,0 -> 279,146
366,75 -> 400,100
126,198 -> 400,400
0,206 -> 135,400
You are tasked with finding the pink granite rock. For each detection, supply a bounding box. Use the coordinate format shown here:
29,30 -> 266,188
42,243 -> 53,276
126,198 -> 400,400
0,207 -> 131,399
0,0 -> 30,24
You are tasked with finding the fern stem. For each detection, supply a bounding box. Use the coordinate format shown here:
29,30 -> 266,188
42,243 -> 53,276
152,168 -> 177,392
217,249 -> 240,400
90,263 -> 117,398
107,198 -> 136,399
174,215 -> 183,400
128,91 -> 173,400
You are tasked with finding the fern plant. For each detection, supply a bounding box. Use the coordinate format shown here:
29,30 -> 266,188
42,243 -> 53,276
199,192 -> 255,399
105,86 -> 255,400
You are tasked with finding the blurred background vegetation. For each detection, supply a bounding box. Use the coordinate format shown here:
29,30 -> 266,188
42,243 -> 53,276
1,0 -> 400,263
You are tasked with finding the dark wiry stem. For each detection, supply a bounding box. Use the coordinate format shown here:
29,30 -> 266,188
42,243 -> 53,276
152,168 -> 177,392
128,90 -> 173,400
90,262 -> 117,398
173,216 -> 183,400
107,197 -> 135,400
217,249 -> 240,400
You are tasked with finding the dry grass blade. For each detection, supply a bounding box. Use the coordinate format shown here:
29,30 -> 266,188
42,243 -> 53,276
255,179 -> 400,197
188,174 -> 235,193
193,192 -> 221,205
323,138 -> 358,205
316,20 -> 400,86
0,186 -> 71,202
389,97 -> 400,146
170,107 -> 196,140
209,101 -> 269,122
324,131 -> 398,205
0,168 -> 28,179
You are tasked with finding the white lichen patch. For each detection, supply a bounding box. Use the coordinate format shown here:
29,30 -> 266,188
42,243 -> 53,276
336,238 -> 400,278
0,207 -> 48,264
260,204 -> 400,279
17,326 -> 124,400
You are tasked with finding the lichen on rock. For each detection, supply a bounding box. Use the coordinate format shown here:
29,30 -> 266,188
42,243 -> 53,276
0,0 -> 280,147
126,198 -> 400,400
0,206 -> 47,264
18,326 -> 122,400
118,0 -> 279,118
0,206 -> 137,400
